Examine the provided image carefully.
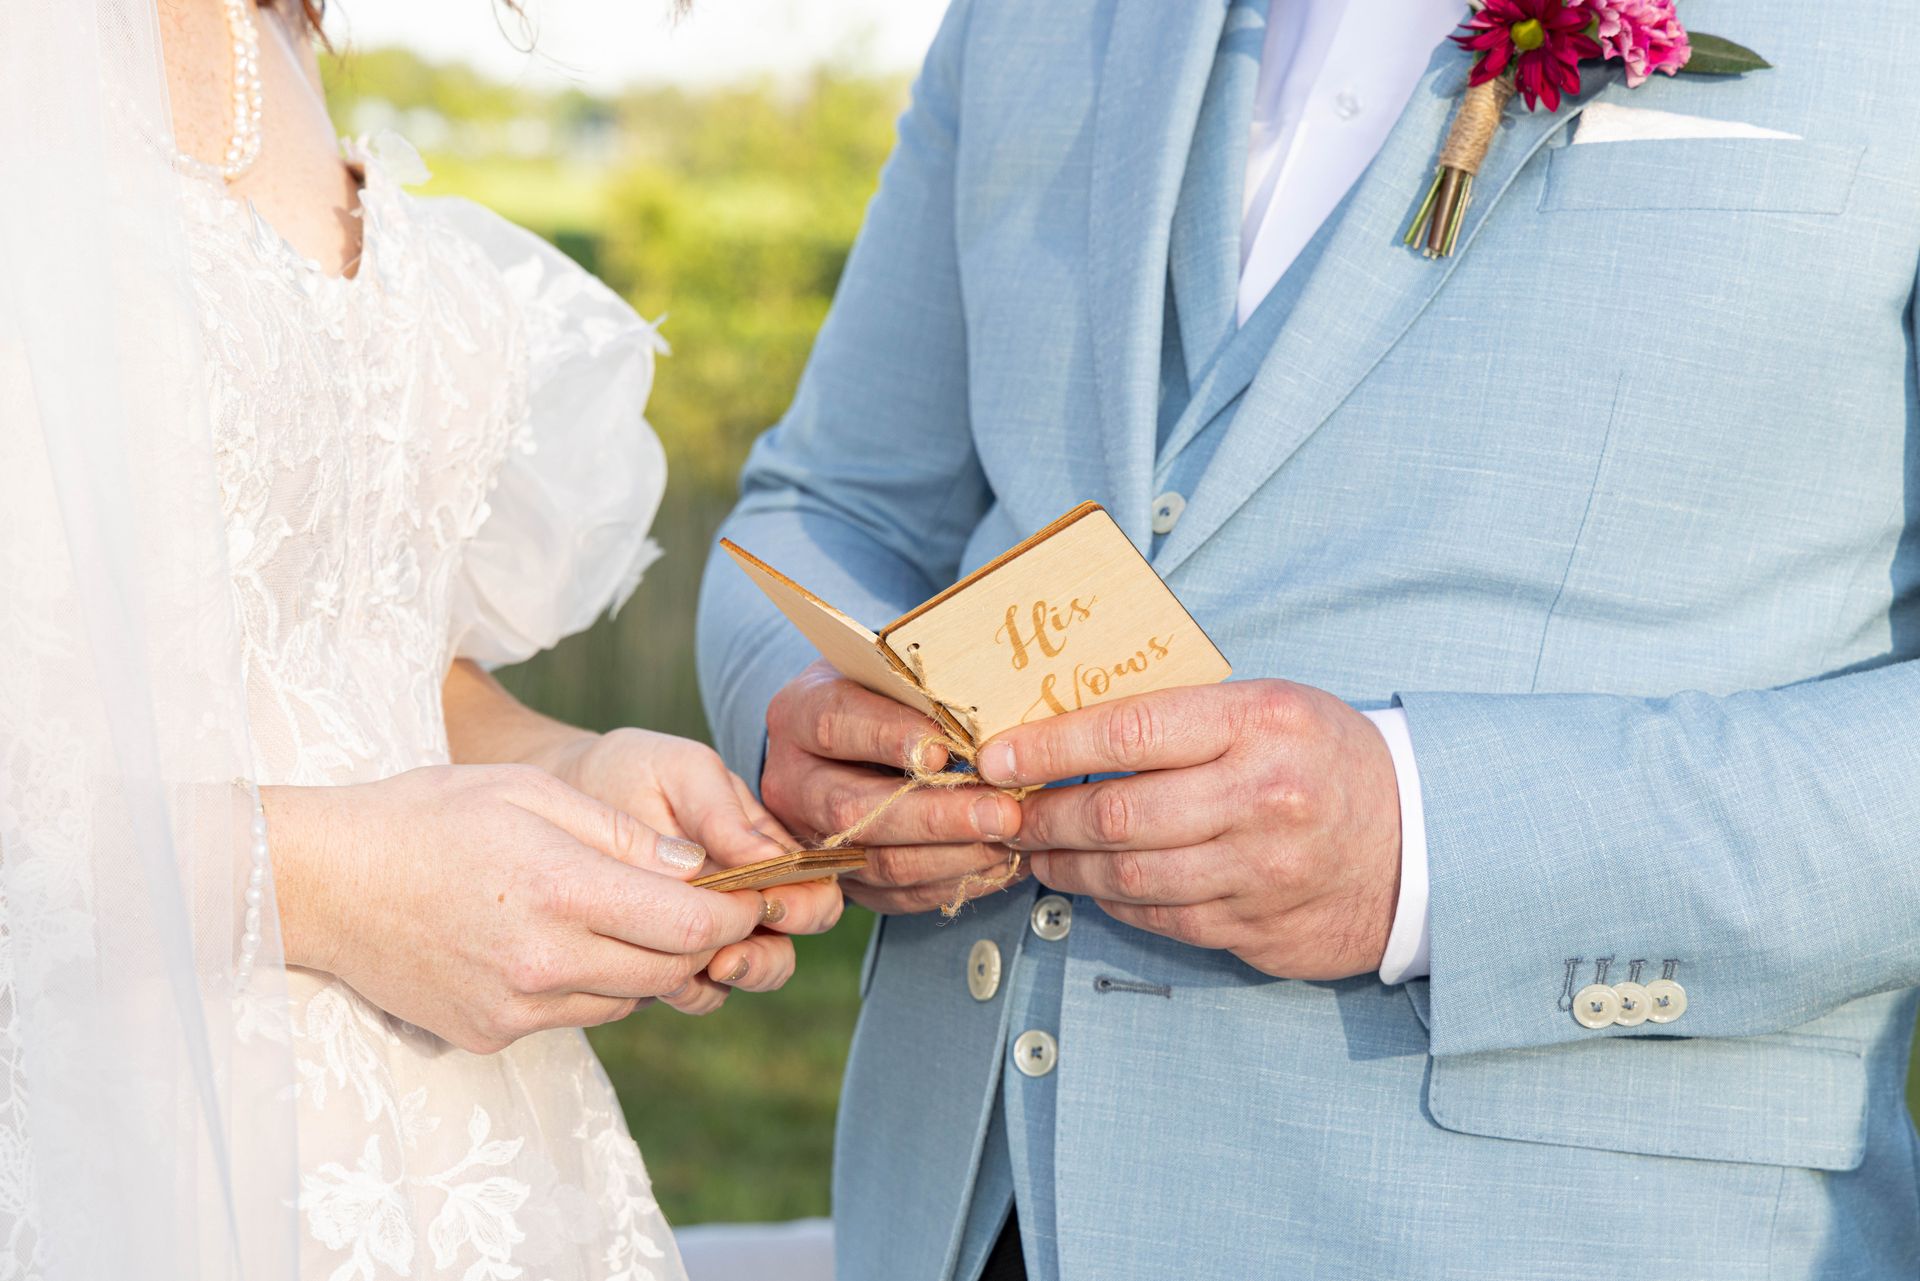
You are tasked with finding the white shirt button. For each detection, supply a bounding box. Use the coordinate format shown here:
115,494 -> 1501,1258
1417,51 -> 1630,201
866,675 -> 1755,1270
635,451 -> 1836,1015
1572,983 -> 1620,1030
966,939 -> 1002,1002
1012,1029 -> 1058,1078
1030,895 -> 1073,942
1150,491 -> 1186,535
1334,90 -> 1363,121
1645,978 -> 1688,1024
1611,981 -> 1652,1028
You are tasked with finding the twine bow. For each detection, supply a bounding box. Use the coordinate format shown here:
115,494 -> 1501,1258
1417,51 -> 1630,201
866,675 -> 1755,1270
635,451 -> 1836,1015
814,717 -> 1035,919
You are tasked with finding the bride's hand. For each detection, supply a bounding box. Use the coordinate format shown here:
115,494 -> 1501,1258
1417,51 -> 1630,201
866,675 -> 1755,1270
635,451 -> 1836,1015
533,727 -> 845,1010
264,764 -> 783,1054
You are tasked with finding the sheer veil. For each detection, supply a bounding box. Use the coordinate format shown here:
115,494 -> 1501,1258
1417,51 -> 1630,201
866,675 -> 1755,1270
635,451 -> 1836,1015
0,1 -> 298,1273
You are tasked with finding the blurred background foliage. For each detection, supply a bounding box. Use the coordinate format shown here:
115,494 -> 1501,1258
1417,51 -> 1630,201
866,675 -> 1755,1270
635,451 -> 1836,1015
323,44 -> 1920,1229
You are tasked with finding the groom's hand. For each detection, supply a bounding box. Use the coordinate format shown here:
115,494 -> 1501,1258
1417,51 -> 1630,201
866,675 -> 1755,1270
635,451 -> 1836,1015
763,661 -> 1026,915
977,681 -> 1400,980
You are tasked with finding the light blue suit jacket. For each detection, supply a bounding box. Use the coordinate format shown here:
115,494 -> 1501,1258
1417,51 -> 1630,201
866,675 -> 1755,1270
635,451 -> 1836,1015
696,2 -> 1920,1276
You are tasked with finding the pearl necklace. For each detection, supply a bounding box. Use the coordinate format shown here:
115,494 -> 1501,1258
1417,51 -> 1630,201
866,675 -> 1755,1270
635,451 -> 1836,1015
219,0 -> 265,180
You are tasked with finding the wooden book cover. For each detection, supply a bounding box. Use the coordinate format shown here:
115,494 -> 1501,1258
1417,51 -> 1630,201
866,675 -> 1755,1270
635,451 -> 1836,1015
720,502 -> 1231,749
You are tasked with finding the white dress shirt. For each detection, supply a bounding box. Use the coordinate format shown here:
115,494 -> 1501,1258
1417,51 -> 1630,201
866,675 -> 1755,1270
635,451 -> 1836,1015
1235,0 -> 1462,981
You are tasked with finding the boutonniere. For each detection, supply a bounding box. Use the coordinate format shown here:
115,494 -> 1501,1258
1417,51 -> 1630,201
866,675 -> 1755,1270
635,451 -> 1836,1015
1406,0 -> 1769,258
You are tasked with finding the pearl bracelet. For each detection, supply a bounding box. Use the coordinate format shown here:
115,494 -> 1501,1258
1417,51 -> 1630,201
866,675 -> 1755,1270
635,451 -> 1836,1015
236,783 -> 270,992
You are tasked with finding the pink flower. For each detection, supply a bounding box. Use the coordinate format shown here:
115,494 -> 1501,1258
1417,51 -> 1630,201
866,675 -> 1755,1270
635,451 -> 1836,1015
1585,0 -> 1693,87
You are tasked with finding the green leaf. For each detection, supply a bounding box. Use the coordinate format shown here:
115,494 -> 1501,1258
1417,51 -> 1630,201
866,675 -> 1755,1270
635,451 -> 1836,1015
1679,32 -> 1773,76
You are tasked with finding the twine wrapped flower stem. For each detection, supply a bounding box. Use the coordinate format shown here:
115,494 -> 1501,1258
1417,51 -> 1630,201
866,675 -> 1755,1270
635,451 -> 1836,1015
1404,69 -> 1517,259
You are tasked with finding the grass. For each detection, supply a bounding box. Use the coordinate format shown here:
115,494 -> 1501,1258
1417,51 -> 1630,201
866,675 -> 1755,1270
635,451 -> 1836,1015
587,911 -> 872,1223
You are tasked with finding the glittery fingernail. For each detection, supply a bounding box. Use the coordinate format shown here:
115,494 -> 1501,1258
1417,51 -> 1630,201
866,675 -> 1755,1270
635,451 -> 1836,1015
658,837 -> 706,871
722,957 -> 751,984
761,897 -> 788,926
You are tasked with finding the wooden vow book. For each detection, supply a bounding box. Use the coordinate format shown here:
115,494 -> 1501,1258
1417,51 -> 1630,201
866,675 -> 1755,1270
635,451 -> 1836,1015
698,503 -> 1232,892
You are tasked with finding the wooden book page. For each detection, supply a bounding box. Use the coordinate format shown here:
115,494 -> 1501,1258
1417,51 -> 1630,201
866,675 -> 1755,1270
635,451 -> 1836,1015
879,504 -> 1231,744
719,539 -> 938,720
691,848 -> 869,893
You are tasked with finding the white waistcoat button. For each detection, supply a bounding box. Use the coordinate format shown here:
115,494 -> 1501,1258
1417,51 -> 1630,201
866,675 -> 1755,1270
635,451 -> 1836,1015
1150,491 -> 1186,535
1030,895 -> 1073,942
1012,1029 -> 1058,1078
1644,978 -> 1688,1024
966,939 -> 1002,1002
1611,980 -> 1653,1028
1573,983 -> 1621,1029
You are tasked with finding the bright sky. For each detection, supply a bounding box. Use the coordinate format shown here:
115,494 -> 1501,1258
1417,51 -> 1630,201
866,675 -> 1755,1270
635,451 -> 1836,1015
330,0 -> 951,90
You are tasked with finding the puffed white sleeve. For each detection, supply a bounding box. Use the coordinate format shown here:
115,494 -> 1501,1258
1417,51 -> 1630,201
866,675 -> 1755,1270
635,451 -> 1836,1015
433,197 -> 668,668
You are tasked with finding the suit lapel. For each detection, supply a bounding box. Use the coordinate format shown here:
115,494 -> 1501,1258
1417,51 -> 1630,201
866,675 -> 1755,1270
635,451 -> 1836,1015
1087,0 -> 1230,548
1153,48 -> 1622,576
1168,0 -> 1266,384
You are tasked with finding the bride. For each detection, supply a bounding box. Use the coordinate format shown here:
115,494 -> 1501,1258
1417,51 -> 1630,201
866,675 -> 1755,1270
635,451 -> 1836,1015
0,0 -> 842,1276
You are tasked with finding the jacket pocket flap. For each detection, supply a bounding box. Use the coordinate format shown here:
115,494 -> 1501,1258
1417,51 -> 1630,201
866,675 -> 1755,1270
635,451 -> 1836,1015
1539,137 -> 1866,214
1425,1033 -> 1869,1171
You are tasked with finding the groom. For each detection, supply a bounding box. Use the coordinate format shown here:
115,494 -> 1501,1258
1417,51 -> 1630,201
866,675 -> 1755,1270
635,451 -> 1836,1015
699,1 -> 1920,1277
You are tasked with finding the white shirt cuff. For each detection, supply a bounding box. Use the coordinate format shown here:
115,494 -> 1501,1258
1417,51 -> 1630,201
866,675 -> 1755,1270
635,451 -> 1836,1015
1364,707 -> 1430,984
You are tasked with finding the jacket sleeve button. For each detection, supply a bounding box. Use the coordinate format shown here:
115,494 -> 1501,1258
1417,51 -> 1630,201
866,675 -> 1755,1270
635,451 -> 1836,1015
1612,980 -> 1652,1027
1572,983 -> 1621,1029
1644,978 -> 1687,1024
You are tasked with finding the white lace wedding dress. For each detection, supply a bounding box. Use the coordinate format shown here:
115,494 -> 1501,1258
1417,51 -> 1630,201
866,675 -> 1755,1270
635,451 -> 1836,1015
185,133 -> 682,1281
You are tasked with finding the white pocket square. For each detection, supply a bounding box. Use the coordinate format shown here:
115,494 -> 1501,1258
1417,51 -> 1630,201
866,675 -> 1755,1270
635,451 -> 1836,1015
1573,102 -> 1801,144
